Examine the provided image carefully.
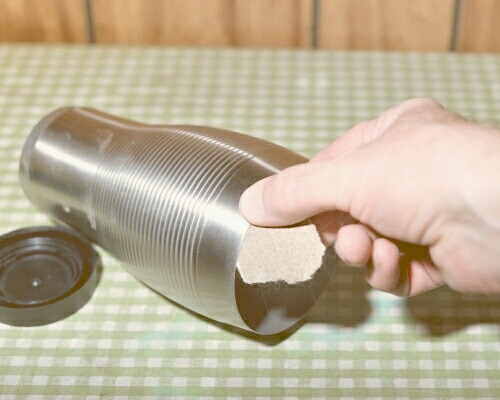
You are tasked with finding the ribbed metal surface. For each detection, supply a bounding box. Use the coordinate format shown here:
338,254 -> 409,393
20,108 -> 331,334
91,127 -> 253,310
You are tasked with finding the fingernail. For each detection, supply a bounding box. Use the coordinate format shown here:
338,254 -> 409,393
319,231 -> 336,247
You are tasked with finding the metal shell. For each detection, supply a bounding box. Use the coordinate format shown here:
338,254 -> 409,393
20,108 -> 334,334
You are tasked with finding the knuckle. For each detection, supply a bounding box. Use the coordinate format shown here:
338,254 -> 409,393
401,97 -> 443,111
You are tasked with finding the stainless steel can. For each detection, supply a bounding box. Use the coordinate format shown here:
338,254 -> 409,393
20,108 -> 334,334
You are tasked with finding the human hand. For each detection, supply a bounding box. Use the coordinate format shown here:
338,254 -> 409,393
239,98 -> 500,296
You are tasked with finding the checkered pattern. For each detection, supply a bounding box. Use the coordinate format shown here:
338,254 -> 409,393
1,44 -> 500,398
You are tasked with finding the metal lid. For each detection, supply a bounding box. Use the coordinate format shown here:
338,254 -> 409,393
0,226 -> 100,326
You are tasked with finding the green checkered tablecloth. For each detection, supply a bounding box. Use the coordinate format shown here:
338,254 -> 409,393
1,44 -> 500,399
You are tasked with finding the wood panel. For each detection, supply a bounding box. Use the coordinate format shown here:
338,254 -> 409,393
0,0 -> 87,42
318,0 -> 456,51
457,0 -> 500,52
91,0 -> 312,47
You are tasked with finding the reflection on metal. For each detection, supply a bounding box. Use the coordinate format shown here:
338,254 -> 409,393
20,107 -> 334,334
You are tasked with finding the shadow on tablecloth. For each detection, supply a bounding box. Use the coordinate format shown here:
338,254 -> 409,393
406,286 -> 500,336
303,262 -> 372,328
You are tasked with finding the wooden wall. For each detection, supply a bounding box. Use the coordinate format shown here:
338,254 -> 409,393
91,0 -> 312,47
0,0 -> 87,43
318,0 -> 455,52
0,0 -> 499,52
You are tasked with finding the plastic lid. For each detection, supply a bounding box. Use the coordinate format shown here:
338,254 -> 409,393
0,226 -> 100,327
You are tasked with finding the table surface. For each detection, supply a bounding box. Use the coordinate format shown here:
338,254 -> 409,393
1,44 -> 500,399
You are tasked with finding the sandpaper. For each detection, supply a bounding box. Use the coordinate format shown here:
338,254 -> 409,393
237,223 -> 326,284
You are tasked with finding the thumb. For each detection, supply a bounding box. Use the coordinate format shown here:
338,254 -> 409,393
239,156 -> 356,227
238,105 -> 386,227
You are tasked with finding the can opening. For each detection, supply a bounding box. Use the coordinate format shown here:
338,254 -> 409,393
235,246 -> 336,335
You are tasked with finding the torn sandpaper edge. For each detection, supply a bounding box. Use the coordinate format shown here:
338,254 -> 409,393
236,223 -> 326,284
